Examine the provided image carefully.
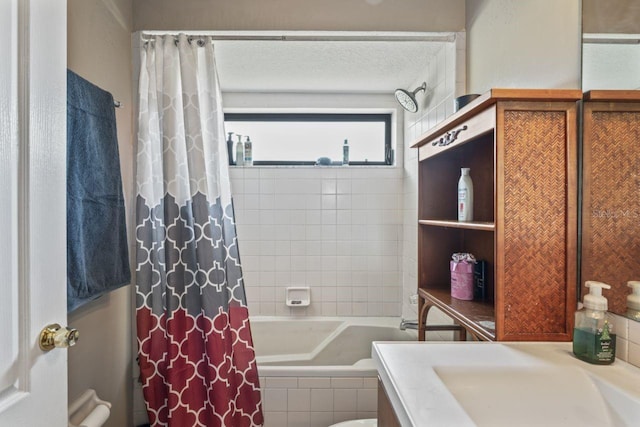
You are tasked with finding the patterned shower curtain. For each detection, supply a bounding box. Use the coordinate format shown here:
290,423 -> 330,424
135,34 -> 263,427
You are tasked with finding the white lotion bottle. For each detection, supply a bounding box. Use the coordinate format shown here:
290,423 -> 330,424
458,167 -> 473,221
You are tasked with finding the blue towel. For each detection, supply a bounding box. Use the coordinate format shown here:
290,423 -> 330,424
67,69 -> 130,312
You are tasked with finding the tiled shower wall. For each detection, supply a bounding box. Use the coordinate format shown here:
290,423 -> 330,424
401,33 -> 466,331
223,91 -> 406,318
612,313 -> 640,368
230,166 -> 403,317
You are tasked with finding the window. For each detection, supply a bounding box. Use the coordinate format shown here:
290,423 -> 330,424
224,113 -> 392,165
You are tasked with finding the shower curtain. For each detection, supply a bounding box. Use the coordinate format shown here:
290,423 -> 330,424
135,34 -> 263,427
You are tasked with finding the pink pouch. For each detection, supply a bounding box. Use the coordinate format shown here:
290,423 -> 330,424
450,261 -> 474,300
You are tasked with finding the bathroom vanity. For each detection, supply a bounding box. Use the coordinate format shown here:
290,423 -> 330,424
412,89 -> 582,341
373,341 -> 640,426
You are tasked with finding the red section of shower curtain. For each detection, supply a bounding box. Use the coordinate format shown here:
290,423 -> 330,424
137,305 -> 264,427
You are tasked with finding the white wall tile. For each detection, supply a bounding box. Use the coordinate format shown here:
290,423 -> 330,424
263,411 -> 287,427
288,388 -> 311,412
616,336 -> 629,361
356,389 -> 377,412
298,378 -> 331,389
264,388 -> 288,411
287,411 -> 310,427
628,318 -> 640,344
333,389 -> 357,411
310,389 -> 334,411
629,341 -> 640,368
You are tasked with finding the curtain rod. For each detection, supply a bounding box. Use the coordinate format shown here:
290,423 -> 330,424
140,32 -> 456,43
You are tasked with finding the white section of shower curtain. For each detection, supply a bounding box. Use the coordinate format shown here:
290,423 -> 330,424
137,34 -> 231,209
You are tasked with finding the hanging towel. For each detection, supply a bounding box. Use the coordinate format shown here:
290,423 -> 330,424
67,69 -> 131,312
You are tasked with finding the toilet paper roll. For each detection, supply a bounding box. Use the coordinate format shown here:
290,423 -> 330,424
79,404 -> 110,427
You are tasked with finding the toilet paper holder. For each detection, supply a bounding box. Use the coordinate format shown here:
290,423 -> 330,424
68,389 -> 111,427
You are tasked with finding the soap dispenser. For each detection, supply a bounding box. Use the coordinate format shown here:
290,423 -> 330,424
227,132 -> 235,165
573,281 -> 616,365
627,281 -> 640,321
235,134 -> 244,167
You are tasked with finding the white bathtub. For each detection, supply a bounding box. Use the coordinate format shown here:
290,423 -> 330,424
251,316 -> 417,377
252,317 -> 417,426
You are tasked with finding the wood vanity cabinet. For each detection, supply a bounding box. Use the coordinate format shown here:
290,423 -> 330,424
581,90 -> 640,316
413,89 -> 581,342
377,378 -> 401,427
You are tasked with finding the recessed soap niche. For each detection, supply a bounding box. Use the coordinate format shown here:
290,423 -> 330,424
285,286 -> 310,307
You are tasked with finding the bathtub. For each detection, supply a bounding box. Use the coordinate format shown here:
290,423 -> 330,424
252,316 -> 417,375
252,317 -> 417,427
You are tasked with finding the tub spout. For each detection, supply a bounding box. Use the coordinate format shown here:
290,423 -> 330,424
400,318 -> 419,330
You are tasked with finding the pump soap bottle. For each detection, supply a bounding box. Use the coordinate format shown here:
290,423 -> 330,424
627,281 -> 640,321
235,134 -> 244,167
244,136 -> 253,166
573,281 -> 616,365
227,132 -> 235,165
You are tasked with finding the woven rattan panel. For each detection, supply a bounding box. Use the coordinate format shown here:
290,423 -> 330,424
583,111 -> 640,315
502,110 -> 568,335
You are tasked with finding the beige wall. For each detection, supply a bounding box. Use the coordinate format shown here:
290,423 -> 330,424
583,0 -> 640,33
466,0 -> 581,93
132,0 -> 465,32
67,0 -> 134,426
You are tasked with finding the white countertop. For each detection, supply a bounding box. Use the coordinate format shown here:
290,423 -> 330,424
372,341 -> 640,427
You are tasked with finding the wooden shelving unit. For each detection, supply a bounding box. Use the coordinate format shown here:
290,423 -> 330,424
414,88 -> 581,342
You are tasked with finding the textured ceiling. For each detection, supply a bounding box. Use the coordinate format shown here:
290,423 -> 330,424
214,40 -> 446,93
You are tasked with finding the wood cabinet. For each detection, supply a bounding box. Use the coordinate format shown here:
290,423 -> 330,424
413,89 -> 581,342
581,90 -> 640,316
377,378 -> 401,427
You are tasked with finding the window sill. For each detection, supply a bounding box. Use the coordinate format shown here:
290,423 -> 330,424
229,164 -> 398,169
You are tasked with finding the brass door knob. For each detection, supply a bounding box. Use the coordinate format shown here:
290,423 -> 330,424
39,323 -> 79,351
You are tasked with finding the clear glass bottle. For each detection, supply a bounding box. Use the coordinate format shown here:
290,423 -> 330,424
573,281 -> 616,365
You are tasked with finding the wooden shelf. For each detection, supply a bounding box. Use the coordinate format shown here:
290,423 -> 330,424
416,89 -> 577,342
419,219 -> 495,231
419,288 -> 496,341
584,90 -> 640,102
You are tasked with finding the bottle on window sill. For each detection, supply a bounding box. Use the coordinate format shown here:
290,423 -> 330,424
227,132 -> 235,165
235,134 -> 244,167
343,139 -> 349,166
244,136 -> 253,166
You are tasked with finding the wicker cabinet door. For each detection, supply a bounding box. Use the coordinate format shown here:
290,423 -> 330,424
495,101 -> 577,341
582,102 -> 640,316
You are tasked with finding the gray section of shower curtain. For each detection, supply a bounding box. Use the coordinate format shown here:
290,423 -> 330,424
136,193 -> 246,318
67,69 -> 131,312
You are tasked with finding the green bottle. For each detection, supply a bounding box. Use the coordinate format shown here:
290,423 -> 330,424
573,281 -> 616,365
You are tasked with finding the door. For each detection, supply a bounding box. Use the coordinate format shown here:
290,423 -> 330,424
0,0 -> 68,426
